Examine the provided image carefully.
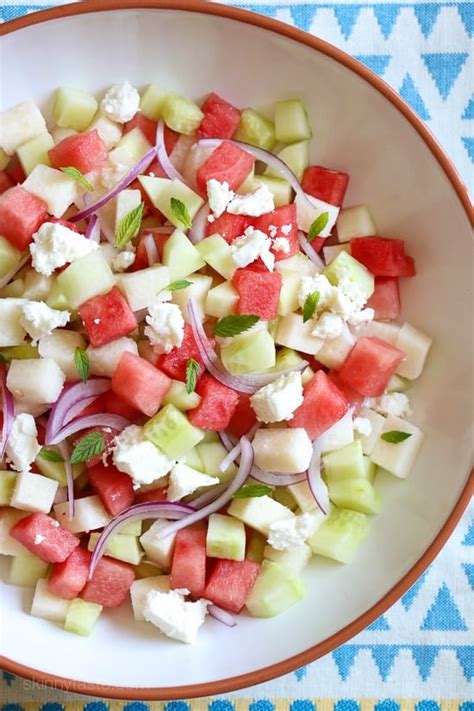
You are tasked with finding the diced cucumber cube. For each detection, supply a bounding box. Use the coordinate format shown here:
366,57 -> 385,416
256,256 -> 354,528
0,278 -> 24,299
386,373 -> 410,393
324,250 -> 374,302
46,279 -> 71,311
370,414 -> 424,479
31,578 -> 70,622
228,495 -> 293,536
275,99 -> 312,143
140,84 -> 169,121
205,281 -> 239,319
265,140 -> 310,182
206,513 -> 246,561
139,176 -> 204,229
144,404 -> 205,459
0,471 -> 16,505
246,560 -> 306,617
117,264 -> 170,312
308,507 -> 369,563
275,313 -> 323,356
0,344 -> 38,362
116,127 -> 151,163
221,328 -> 276,375
323,440 -> 366,482
337,204 -> 377,243
277,271 -> 301,317
162,228 -> 206,279
162,94 -> 204,135
64,598 -> 102,636
16,133 -> 54,175
328,478 -> 382,515
54,87 -> 98,132
183,447 -> 205,473
196,441 -> 236,483
0,236 -> 22,282
271,347 -> 305,373
57,251 -> 115,309
134,561 -> 164,580
196,235 -> 236,280
171,273 -> 212,323
264,543 -> 312,573
163,379 -> 201,411
362,456 -> 377,483
120,520 -> 142,536
275,252 -> 318,278
130,575 -> 170,620
250,175 -> 292,207
395,322 -> 433,380
234,108 -> 276,150
295,192 -> 339,237
88,532 -> 143,565
8,553 -> 49,586
246,530 -> 266,563
35,448 -> 85,486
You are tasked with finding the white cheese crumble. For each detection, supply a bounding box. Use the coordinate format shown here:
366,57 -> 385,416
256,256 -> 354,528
227,184 -> 275,217
144,588 -> 209,644
19,301 -> 70,344
30,222 -> 99,277
112,250 -> 136,273
298,274 -> 336,311
100,81 -> 140,123
311,312 -> 344,340
353,416 -> 372,437
207,179 -> 234,218
281,224 -> 293,236
272,237 -> 290,253
375,393 -> 412,418
231,227 -> 274,271
113,425 -> 175,488
267,514 -> 317,551
250,371 -> 304,423
144,302 -> 185,354
5,413 -> 41,473
167,463 -> 219,502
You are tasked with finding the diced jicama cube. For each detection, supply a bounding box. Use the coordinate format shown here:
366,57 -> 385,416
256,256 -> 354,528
370,414 -> 424,478
0,101 -> 47,155
7,358 -> 66,404
205,281 -> 239,319
288,481 -> 319,513
264,543 -> 312,573
276,313 -> 323,355
38,329 -> 87,381
321,408 -> 354,453
114,188 -> 142,234
22,270 -> 53,300
23,165 -> 78,218
228,495 -> 294,535
0,508 -> 29,555
355,320 -> 401,345
337,204 -> 377,243
54,495 -> 111,534
295,192 -> 339,236
10,472 -> 58,514
0,298 -> 27,347
31,578 -> 70,622
140,520 -> 177,570
171,274 -> 213,324
395,323 -> 433,380
87,337 -> 138,378
8,552 -> 49,586
252,428 -> 313,474
354,407 -> 386,455
130,575 -> 170,621
87,112 -> 123,149
317,324 -> 356,370
117,265 -> 170,311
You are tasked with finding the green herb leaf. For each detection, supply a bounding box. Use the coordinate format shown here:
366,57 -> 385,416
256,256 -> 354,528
70,432 -> 106,465
213,314 -> 260,338
233,484 -> 273,499
39,448 -> 65,463
381,430 -> 413,444
185,358 -> 200,395
307,212 -> 329,243
302,291 -> 320,323
163,280 -> 193,292
170,197 -> 192,230
115,202 -> 145,249
74,347 -> 89,383
60,166 -> 94,192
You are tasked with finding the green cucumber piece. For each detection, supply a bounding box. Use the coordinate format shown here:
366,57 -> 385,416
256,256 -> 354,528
250,176 -> 292,207
88,532 -> 143,565
46,278 -> 71,311
234,108 -> 276,150
206,513 -> 246,561
64,598 -> 102,636
196,235 -> 236,280
328,478 -> 382,515
57,251 -> 115,310
162,94 -> 204,135
139,177 -> 204,230
17,133 -> 54,176
120,520 -> 142,536
144,404 -> 205,459
163,379 -> 201,411
196,441 -> 236,483
271,347 -> 305,373
322,441 -> 366,482
8,553 -> 49,586
205,281 -> 239,319
308,507 -> 369,563
323,250 -> 374,302
265,140 -> 310,182
35,449 -> 85,486
221,328 -> 276,375
246,530 -> 266,563
0,148 -> 9,171
183,446 -> 205,473
0,470 -> 16,505
171,273 -> 213,323
116,127 -> 151,162
140,85 -> 169,120
0,236 -> 22,280
274,99 -> 312,143
246,560 -> 306,617
264,543 -> 312,573
363,456 -> 377,483
277,271 -> 301,317
134,561 -> 163,579
386,373 -> 410,393
54,87 -> 98,132
162,229 -> 206,279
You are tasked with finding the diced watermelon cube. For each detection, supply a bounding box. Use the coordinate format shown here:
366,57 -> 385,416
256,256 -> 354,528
6,155 -> 26,184
78,286 -> 137,347
350,237 -> 416,277
48,547 -> 91,599
254,204 -> 299,260
133,230 -> 169,271
196,141 -> 254,194
0,186 -> 48,250
10,513 -> 80,563
46,217 -> 80,233
124,113 -> 157,145
302,165 -> 349,206
73,426 -> 117,468
204,559 -> 260,613
135,486 -> 168,504
227,393 -> 257,438
328,371 -> 365,410
170,523 -> 207,597
206,212 -> 253,243
87,462 -> 134,515
289,370 -> 348,439
188,373 -> 239,431
49,130 -> 108,174
366,277 -> 401,320
76,393 -> 109,418
0,170 -> 14,194
112,351 -> 171,417
232,268 -> 282,320
197,93 -> 241,139
338,336 -> 405,396
163,125 -> 180,155
157,324 -> 213,381
103,390 -> 142,421
81,555 -> 135,607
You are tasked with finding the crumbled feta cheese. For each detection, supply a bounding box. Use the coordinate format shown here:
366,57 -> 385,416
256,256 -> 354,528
250,371 -> 304,423
272,237 -> 290,253
227,184 -> 275,217
5,413 -> 41,473
281,224 -> 293,236
207,179 -> 234,218
298,274 -> 335,311
347,307 -> 375,327
144,588 -> 209,644
336,267 -> 367,310
376,393 -> 412,418
101,161 -> 129,190
167,463 -> 219,502
144,303 -> 185,354
19,301 -> 70,344
267,513 -> 317,551
113,425 -> 174,487
112,250 -> 136,273
353,417 -> 372,437
100,81 -> 140,123
311,312 -> 344,339
30,222 -> 99,277
34,534 -> 45,545
231,227 -> 274,271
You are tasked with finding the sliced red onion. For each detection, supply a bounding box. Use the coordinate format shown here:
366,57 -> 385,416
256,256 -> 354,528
57,440 -> 75,520
188,299 -> 308,394
89,501 -> 194,578
218,431 -> 234,452
155,120 -> 190,186
251,466 -> 307,487
0,365 -> 14,459
156,436 -> 253,540
0,254 -> 30,290
70,147 -> 157,223
307,436 -> 329,515
45,378 -> 110,444
219,423 -> 260,472
208,604 -> 237,628
188,202 -> 210,244
85,214 -> 100,242
48,413 -> 130,446
191,482 -> 228,509
169,134 -> 196,173
144,233 -> 159,267
298,231 -> 325,269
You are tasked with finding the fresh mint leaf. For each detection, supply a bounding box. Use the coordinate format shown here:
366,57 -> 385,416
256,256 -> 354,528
60,166 -> 94,192
381,430 -> 413,444
170,197 -> 192,230
39,448 -> 65,463
233,484 -> 273,499
213,314 -> 260,338
70,432 -> 106,465
74,347 -> 89,383
303,291 -> 320,323
115,202 -> 145,249
185,358 -> 200,395
307,212 -> 329,243
164,280 -> 193,292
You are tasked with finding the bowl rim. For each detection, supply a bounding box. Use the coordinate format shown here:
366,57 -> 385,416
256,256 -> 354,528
0,0 -> 472,700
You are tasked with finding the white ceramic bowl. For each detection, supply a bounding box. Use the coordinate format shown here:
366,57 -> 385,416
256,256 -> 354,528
0,1 -> 472,699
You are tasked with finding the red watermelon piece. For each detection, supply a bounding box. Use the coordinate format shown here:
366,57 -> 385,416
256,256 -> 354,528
10,513 -> 80,563
73,426 -> 117,468
232,268 -> 282,320
135,486 -> 168,504
170,523 -> 207,597
227,393 -> 257,438
187,374 -> 239,431
87,462 -> 134,516
366,277 -> 401,321
196,141 -> 254,193
338,336 -> 405,396
81,555 -> 135,607
49,130 -> 108,174
206,212 -> 253,243
124,113 -> 157,145
112,351 -> 171,417
351,237 -> 416,277
158,324 -> 213,381
302,165 -> 349,206
0,186 -> 47,250
133,230 -> 170,270
254,204 -> 299,260
289,370 -> 348,439
78,286 -> 137,347
103,390 -> 142,421
46,217 -> 80,233
0,170 -> 14,194
204,559 -> 260,613
48,547 -> 91,599
6,155 -> 26,184
197,93 -> 241,139
328,371 -> 365,410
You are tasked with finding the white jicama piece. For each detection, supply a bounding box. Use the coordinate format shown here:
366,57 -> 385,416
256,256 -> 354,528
38,330 -> 87,381
276,313 -> 323,355
228,495 -> 294,535
114,188 -> 142,234
117,265 -> 170,311
87,337 -> 138,377
22,164 -> 78,218
395,323 -> 433,380
295,192 -> 339,236
316,324 -> 356,370
10,472 -> 58,514
323,244 -> 351,263
0,100 -> 47,155
355,320 -> 401,345
0,298 -> 28,347
171,274 -> 213,324
370,415 -> 424,479
337,204 -> 377,243
288,480 -> 320,513
31,578 -> 70,622
54,495 -> 111,534
130,575 -> 170,621
140,520 -> 177,570
252,428 -> 313,473
354,407 -> 386,455
321,409 -> 355,454
7,358 -> 66,405
0,508 -> 29,555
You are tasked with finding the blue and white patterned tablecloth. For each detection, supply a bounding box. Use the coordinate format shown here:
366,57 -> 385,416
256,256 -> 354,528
0,0 -> 473,707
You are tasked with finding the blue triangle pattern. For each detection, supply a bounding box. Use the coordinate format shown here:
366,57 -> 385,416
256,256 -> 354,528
401,570 -> 428,610
399,74 -> 431,120
421,583 -> 468,631
422,53 -> 468,100
374,702 -> 400,711
355,55 -> 391,76
462,137 -> 474,163
370,645 -> 399,681
462,563 -> 474,590
462,520 -> 474,545
289,5 -> 318,33
332,645 -> 359,680
334,5 -> 361,39
414,4 -> 442,38
373,5 -> 401,39
294,666 -> 307,681
411,645 -> 440,681
367,615 -> 391,631
457,4 -> 474,37
462,97 -> 474,120
0,5 -> 48,20
455,647 -> 474,681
